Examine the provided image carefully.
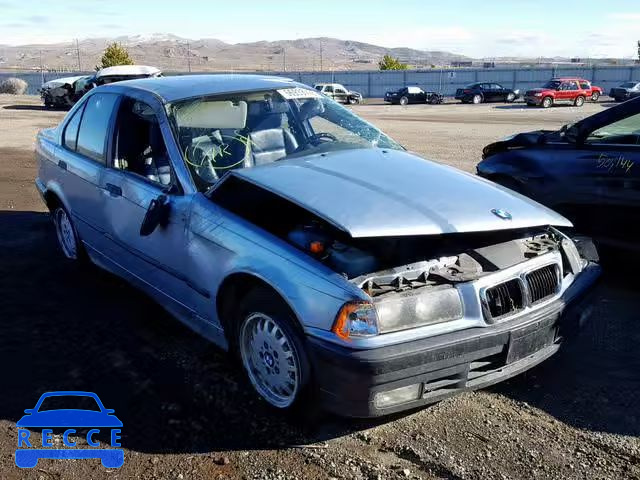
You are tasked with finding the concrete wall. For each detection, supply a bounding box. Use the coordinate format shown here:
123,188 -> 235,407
3,66 -> 640,97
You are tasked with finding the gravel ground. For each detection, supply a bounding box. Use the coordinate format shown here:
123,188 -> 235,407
0,94 -> 638,480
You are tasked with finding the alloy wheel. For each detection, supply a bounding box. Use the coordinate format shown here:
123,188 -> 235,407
239,312 -> 300,408
54,207 -> 78,260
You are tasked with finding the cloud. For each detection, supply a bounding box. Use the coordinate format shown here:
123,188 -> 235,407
607,13 -> 640,21
25,15 -> 50,23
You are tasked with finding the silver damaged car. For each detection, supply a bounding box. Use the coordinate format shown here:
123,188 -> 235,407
35,75 -> 600,417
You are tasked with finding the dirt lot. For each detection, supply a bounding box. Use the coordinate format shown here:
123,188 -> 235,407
1,94 -> 638,480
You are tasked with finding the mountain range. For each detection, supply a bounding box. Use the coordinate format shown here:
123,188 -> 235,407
0,34 -> 472,72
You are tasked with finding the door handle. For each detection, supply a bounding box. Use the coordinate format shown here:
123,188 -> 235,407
105,183 -> 122,197
58,160 -> 67,171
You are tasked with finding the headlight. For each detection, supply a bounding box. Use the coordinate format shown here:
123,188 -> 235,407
534,92 -> 543,97
332,301 -> 379,339
374,286 -> 463,333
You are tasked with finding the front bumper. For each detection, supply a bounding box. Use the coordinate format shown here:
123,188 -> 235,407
307,262 -> 600,417
524,96 -> 543,105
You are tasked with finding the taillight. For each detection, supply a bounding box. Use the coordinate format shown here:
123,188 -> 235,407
463,89 -> 471,94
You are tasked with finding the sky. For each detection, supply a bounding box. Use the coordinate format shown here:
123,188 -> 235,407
1,0 -> 639,58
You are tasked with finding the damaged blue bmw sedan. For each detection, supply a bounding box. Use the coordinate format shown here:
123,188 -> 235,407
35,75 -> 600,417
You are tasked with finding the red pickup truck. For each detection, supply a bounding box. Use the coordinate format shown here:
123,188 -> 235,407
524,78 -> 602,108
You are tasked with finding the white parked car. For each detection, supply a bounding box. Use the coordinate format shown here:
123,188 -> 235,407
314,83 -> 362,104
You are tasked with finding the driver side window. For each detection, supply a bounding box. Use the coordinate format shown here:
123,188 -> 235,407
112,97 -> 174,187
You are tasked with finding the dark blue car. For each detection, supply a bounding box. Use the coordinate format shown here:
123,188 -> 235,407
478,96 -> 640,252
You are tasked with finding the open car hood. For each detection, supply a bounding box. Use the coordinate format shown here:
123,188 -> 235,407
230,149 -> 572,237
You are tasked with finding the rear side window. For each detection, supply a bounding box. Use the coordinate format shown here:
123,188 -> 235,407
76,93 -> 118,163
63,105 -> 84,151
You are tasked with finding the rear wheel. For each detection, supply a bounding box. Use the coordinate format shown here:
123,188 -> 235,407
542,96 -> 553,108
591,92 -> 600,102
236,287 -> 311,410
472,94 -> 482,104
53,205 -> 85,261
574,95 -> 585,107
399,96 -> 409,106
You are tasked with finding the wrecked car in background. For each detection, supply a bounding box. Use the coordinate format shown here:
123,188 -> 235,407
40,65 -> 162,109
92,64 -> 162,86
40,75 -> 92,108
35,75 -> 599,417
479,96 -> 640,252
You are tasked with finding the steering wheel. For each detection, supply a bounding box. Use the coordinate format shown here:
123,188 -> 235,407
308,132 -> 338,145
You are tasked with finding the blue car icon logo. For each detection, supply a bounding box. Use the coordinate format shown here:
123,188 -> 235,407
15,391 -> 123,468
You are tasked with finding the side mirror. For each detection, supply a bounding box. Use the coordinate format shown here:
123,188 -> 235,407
140,194 -> 170,236
104,409 -> 115,414
23,409 -> 33,414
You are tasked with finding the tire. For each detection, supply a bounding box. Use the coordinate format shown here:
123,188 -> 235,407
399,96 -> 409,106
574,95 -> 585,107
506,93 -> 516,102
348,97 -> 359,105
591,92 -> 600,102
52,205 -> 86,262
472,94 -> 482,104
236,287 -> 311,410
542,96 -> 553,108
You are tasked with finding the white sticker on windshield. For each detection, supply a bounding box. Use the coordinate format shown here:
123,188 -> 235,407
277,88 -> 321,100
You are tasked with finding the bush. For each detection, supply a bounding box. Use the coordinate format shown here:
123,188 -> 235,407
0,77 -> 28,95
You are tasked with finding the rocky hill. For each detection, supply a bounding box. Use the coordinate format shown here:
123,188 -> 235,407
0,34 -> 471,72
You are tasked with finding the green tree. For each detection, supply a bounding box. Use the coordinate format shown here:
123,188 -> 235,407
97,42 -> 134,70
378,54 -> 408,70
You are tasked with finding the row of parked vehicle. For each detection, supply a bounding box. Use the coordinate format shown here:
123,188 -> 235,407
384,78 -> 639,108
42,70 -> 639,111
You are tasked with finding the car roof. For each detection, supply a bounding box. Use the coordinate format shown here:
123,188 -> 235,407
105,74 -> 299,102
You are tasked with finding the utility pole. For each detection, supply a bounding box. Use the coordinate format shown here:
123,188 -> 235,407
282,47 -> 286,72
39,49 -> 44,84
75,39 -> 81,71
320,39 -> 323,71
187,41 -> 192,72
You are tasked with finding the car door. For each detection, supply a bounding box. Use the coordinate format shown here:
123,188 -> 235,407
556,82 -> 572,103
323,85 -> 335,100
98,94 -> 195,312
493,83 -> 507,101
479,83 -> 493,101
333,86 -> 348,104
57,92 -> 119,254
539,108 -> 640,245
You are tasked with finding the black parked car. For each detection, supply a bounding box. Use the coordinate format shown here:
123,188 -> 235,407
478,96 -> 640,251
609,81 -> 640,102
384,86 -> 443,105
455,83 -> 520,104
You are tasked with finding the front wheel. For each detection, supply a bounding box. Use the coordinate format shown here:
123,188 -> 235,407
506,93 -> 516,102
574,95 -> 585,107
399,96 -> 409,106
542,96 -> 553,108
237,288 -> 311,410
348,97 -> 359,105
591,92 -> 600,102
